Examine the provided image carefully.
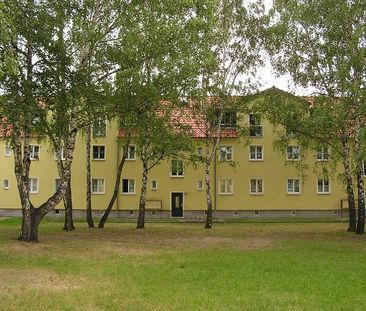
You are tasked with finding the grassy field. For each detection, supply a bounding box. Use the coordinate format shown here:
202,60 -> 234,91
0,218 -> 365,311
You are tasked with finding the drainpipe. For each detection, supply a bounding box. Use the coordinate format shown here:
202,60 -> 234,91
116,137 -> 120,216
214,148 -> 217,218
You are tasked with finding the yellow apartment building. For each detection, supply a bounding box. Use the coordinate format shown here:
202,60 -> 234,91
0,113 -> 348,219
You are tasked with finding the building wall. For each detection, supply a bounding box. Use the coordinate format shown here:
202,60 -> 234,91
0,117 -> 346,217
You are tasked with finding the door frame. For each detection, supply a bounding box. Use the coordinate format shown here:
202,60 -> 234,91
170,191 -> 184,218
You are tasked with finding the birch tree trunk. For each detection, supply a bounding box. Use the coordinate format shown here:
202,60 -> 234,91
63,178 -> 75,231
98,144 -> 128,228
341,138 -> 357,232
354,120 -> 365,234
204,138 -> 213,229
86,123 -> 94,228
136,155 -> 149,229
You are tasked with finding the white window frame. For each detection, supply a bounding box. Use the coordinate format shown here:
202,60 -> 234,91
93,117 -> 107,137
4,146 -> 11,157
286,146 -> 300,161
287,178 -> 301,194
122,179 -> 135,194
30,145 -> 40,161
171,159 -> 184,177
92,145 -> 106,160
125,145 -> 136,160
3,179 -> 10,190
218,179 -> 233,195
54,146 -> 65,161
249,145 -> 263,161
197,180 -> 203,191
151,179 -> 158,191
91,178 -> 105,194
317,178 -> 331,194
29,177 -> 39,193
219,146 -> 233,162
249,179 -> 264,195
316,147 -> 330,161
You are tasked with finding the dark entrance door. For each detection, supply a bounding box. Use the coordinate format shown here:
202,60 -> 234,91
171,192 -> 183,217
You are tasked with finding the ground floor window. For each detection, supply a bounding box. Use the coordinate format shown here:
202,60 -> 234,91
250,179 -> 263,194
317,179 -> 330,194
219,179 -> 233,195
287,179 -> 300,194
92,178 -> 105,194
29,178 -> 39,193
122,179 -> 135,194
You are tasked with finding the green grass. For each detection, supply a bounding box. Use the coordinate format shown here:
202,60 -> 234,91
0,218 -> 365,310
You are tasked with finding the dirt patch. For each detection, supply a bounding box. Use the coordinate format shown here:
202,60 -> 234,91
0,268 -> 86,292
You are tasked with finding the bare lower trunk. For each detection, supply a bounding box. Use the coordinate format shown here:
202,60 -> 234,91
86,124 -> 94,228
356,169 -> 365,234
136,160 -> 148,229
341,139 -> 356,232
99,145 -> 128,228
355,124 -> 365,234
63,179 -> 75,231
204,140 -> 213,229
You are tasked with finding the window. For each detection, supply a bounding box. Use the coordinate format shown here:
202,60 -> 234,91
91,178 -> 105,194
212,111 -> 236,128
129,210 -> 135,216
4,146 -> 11,157
219,146 -> 233,161
249,114 -> 263,137
219,179 -> 233,195
196,147 -> 203,157
249,146 -> 263,160
93,117 -> 106,137
29,178 -> 39,193
287,179 -> 300,194
54,146 -> 65,161
286,146 -> 300,161
30,145 -> 40,160
92,145 -> 106,160
126,145 -> 136,160
220,111 -> 236,128
197,180 -> 203,190
233,210 -> 239,217
171,159 -> 184,177
316,147 -> 330,161
122,179 -> 135,194
3,179 -> 9,190
151,179 -> 158,191
317,179 -> 330,194
250,179 -> 263,194
54,178 -> 61,193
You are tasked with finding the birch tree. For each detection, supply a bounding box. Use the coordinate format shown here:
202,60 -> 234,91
267,0 -> 366,233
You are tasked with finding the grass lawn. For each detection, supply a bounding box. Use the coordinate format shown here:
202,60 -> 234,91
0,218 -> 365,311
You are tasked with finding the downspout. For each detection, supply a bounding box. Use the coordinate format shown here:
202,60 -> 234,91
116,136 -> 120,215
214,148 -> 217,218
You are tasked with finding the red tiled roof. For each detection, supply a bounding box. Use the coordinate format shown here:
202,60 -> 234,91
118,104 -> 238,139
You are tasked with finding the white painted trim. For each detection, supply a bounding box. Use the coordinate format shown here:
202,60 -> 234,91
249,178 -> 264,195
286,178 -> 301,195
316,178 -> 331,195
91,177 -> 106,194
30,145 -> 40,161
125,144 -> 136,161
249,145 -> 264,161
4,146 -> 11,157
29,177 -> 39,194
121,178 -> 136,195
92,144 -> 106,161
218,178 -> 234,195
286,146 -> 301,161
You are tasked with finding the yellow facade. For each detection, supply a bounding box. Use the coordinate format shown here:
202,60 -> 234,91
0,117 -> 347,218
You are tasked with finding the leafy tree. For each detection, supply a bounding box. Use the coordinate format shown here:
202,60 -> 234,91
189,0 -> 265,228
266,0 -> 366,233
